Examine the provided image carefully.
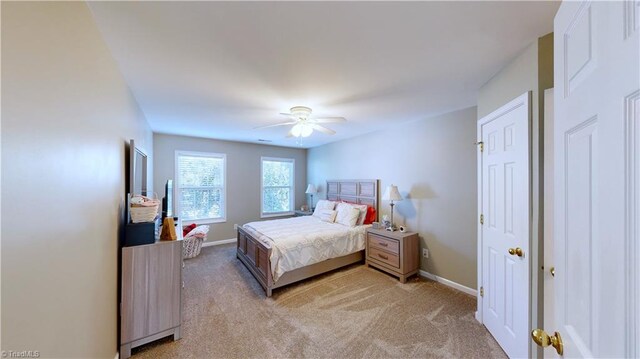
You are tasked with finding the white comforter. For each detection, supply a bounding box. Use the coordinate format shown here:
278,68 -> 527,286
243,216 -> 369,281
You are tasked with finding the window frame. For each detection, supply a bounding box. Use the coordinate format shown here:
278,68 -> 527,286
174,150 -> 227,225
260,156 -> 295,218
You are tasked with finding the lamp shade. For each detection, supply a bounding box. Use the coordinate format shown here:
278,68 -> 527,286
305,184 -> 317,194
382,185 -> 403,201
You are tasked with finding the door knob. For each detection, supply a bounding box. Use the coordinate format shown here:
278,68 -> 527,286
508,247 -> 524,257
531,329 -> 563,355
550,266 -> 555,277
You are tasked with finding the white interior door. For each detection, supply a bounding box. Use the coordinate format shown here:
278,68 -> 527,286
550,1 -> 640,357
479,92 -> 530,359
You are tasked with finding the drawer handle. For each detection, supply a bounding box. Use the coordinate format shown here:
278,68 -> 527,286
378,253 -> 389,260
378,242 -> 388,247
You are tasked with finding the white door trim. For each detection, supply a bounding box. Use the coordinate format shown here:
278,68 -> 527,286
625,89 -> 639,359
542,88 -> 557,358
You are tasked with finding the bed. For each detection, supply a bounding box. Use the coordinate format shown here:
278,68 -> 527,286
236,179 -> 378,297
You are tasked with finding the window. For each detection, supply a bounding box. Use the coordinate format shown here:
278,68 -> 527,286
261,157 -> 295,217
175,151 -> 226,223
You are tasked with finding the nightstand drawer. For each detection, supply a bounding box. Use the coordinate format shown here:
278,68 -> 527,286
368,247 -> 399,268
368,233 -> 399,255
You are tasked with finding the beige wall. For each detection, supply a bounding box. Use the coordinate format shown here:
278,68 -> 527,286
2,2 -> 153,358
153,134 -> 307,242
307,107 -> 478,289
477,42 -> 539,119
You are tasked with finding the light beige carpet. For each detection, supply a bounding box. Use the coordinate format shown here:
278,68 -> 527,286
131,244 -> 506,359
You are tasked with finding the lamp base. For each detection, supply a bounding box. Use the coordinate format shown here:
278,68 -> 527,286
387,202 -> 397,231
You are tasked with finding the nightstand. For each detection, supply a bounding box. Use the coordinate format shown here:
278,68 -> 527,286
365,228 -> 419,283
294,210 -> 313,217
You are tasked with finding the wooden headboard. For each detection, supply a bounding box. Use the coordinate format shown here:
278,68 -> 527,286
326,179 -> 379,218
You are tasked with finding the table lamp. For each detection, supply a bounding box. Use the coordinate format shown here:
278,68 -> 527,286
305,184 -> 317,211
382,184 -> 403,231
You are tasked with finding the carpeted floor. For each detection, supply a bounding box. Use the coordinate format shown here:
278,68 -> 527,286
131,244 -> 506,359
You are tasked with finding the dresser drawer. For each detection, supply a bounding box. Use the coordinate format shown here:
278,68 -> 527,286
368,233 -> 399,255
368,247 -> 400,268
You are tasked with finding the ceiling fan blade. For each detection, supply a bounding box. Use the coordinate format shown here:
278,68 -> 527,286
312,124 -> 336,135
279,112 -> 294,117
253,121 -> 297,130
312,117 -> 346,124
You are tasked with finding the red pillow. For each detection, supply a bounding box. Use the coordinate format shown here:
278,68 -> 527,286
364,206 -> 377,225
183,223 -> 197,237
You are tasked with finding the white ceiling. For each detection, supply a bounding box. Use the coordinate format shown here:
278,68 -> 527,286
89,1 -> 559,148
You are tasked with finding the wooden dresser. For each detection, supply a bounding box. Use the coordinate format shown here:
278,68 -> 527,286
120,238 -> 183,358
365,228 -> 419,283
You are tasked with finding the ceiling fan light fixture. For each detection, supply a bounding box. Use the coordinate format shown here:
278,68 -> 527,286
302,125 -> 313,137
300,124 -> 313,137
291,123 -> 303,137
256,105 -> 344,139
290,106 -> 312,119
291,123 -> 313,137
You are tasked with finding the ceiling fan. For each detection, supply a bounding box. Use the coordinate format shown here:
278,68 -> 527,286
254,106 -> 346,138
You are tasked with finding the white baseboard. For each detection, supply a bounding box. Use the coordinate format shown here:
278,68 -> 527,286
419,269 -> 477,297
201,238 -> 237,247
475,310 -> 482,323
114,352 -> 119,359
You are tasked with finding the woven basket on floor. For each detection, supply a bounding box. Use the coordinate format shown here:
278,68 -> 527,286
183,236 -> 204,259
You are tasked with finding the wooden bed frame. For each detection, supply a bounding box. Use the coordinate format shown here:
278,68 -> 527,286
236,179 -> 379,297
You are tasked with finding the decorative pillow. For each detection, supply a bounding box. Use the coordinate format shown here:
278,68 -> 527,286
353,204 -> 369,225
340,201 -> 368,225
317,209 -> 337,223
335,203 -> 360,227
185,225 -> 209,239
363,206 -> 377,225
182,223 -> 197,237
313,200 -> 336,217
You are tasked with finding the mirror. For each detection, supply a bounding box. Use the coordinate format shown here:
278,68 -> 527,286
129,139 -> 147,196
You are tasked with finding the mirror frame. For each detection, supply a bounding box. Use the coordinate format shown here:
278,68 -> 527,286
129,139 -> 148,197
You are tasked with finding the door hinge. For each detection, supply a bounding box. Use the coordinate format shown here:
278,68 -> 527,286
480,214 -> 484,225
480,286 -> 484,297
475,141 -> 484,152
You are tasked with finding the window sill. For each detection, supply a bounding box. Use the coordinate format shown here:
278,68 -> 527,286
181,218 -> 226,226
260,212 -> 294,219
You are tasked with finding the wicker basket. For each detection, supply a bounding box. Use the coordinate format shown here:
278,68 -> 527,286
130,194 -> 160,223
183,236 -> 204,259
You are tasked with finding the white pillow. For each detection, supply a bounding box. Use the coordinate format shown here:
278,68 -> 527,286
185,225 -> 209,239
335,203 -> 360,227
344,202 -> 368,225
313,200 -> 336,217
317,209 -> 337,223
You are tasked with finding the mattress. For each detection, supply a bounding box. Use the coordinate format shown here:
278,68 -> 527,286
243,216 -> 369,281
